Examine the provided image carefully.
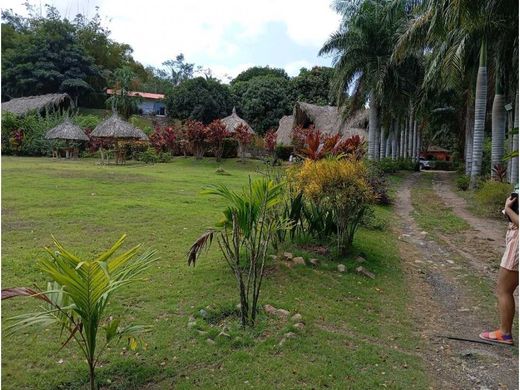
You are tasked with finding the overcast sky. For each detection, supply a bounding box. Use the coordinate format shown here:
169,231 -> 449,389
1,0 -> 341,81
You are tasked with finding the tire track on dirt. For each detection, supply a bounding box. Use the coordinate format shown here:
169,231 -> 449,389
395,173 -> 518,390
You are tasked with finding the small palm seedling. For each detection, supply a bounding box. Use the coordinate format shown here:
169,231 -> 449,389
2,235 -> 158,390
187,177 -> 287,327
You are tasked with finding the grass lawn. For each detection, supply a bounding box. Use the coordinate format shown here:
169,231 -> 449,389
2,157 -> 428,389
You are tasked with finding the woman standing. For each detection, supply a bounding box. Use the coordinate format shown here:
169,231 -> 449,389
479,191 -> 519,345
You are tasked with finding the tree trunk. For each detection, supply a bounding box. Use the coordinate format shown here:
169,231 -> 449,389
368,91 -> 379,160
465,100 -> 475,175
512,91 -> 519,184
400,117 -> 405,158
89,362 -> 96,390
408,107 -> 414,158
412,119 -> 417,160
380,126 -> 386,160
385,121 -> 392,158
491,70 -> 506,179
470,40 -> 488,188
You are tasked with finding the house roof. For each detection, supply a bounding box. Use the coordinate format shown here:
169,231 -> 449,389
91,113 -> 148,140
106,89 -> 165,100
275,102 -> 368,145
45,119 -> 89,141
427,145 -> 450,153
221,107 -> 254,134
2,93 -> 73,116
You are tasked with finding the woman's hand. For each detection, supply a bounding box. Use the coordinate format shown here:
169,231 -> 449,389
505,196 -> 517,210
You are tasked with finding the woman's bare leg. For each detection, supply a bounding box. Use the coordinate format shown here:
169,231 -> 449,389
497,267 -> 519,335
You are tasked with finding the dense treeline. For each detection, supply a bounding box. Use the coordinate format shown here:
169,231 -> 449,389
1,5 -> 336,135
321,0 -> 519,186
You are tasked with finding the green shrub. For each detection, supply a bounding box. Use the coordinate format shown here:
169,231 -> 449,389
158,151 -> 173,163
475,180 -> 513,216
72,114 -> 102,130
456,175 -> 470,191
275,145 -> 293,161
377,158 -> 399,173
137,148 -> 159,164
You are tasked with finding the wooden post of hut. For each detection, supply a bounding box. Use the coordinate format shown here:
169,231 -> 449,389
45,119 -> 89,159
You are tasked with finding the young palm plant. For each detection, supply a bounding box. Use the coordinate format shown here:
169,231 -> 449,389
187,177 -> 285,327
2,235 -> 158,390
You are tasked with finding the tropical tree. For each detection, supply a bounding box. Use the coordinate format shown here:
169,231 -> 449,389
206,119 -> 229,162
2,235 -> 158,390
185,119 -> 208,159
105,66 -> 140,118
187,178 -> 285,327
320,0 -> 398,160
234,123 -> 254,160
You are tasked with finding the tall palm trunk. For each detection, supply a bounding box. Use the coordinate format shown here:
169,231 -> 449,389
374,126 -> 380,161
470,40 -> 488,188
465,101 -> 475,175
412,119 -> 417,160
380,127 -> 386,159
368,91 -> 379,160
391,121 -> 398,160
491,70 -> 506,179
408,107 -> 414,158
512,91 -> 519,184
385,122 -> 392,158
400,117 -> 405,158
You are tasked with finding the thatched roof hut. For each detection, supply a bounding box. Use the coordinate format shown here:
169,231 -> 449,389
2,93 -> 73,117
91,113 -> 148,140
275,102 -> 368,145
45,119 -> 89,141
221,107 -> 254,134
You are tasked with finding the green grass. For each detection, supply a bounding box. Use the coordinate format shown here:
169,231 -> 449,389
411,173 -> 470,235
2,157 -> 428,389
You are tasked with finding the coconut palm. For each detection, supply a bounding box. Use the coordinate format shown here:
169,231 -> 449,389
2,235 -> 158,390
320,0 -> 399,160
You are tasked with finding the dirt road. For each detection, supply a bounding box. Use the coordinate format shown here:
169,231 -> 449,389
395,172 -> 518,390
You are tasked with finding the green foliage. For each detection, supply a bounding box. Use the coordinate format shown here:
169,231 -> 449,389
456,175 -> 471,191
72,114 -> 101,130
475,180 -> 513,216
433,160 -> 455,171
2,235 -> 158,390
137,148 -> 159,164
222,137 -> 239,158
231,66 -> 289,84
166,77 -> 233,124
187,178 -> 286,327
1,7 -> 99,99
231,76 -> 292,134
290,66 -> 334,105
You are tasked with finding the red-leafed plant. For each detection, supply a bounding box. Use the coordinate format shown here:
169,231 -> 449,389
333,134 -> 366,161
186,120 -> 208,159
206,119 -> 230,162
492,164 -> 508,182
85,128 -> 114,153
150,126 -> 177,155
264,129 -> 277,159
291,125 -> 314,150
234,123 -> 253,160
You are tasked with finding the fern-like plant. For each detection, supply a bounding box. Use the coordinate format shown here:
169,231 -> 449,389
2,235 -> 158,390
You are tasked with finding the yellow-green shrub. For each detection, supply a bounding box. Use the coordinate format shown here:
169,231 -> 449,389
289,158 -> 374,255
475,180 -> 513,216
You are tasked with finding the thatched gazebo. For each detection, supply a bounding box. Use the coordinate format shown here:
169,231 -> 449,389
91,113 -> 148,164
45,119 -> 89,159
2,93 -> 73,117
275,102 -> 368,145
221,107 -> 254,134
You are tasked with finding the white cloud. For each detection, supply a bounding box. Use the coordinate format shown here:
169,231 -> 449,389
284,60 -> 314,77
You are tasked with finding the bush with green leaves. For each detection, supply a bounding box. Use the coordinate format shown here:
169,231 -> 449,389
456,175 -> 470,191
275,145 -> 293,161
137,148 -> 159,164
2,235 -> 158,390
187,178 -> 286,327
475,180 -> 513,216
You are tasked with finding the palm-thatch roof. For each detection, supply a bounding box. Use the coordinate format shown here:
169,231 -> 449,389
275,102 -> 368,145
2,93 -> 73,116
45,119 -> 89,141
91,113 -> 148,140
221,107 -> 254,134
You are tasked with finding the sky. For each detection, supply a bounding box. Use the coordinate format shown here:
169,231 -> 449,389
1,0 -> 341,81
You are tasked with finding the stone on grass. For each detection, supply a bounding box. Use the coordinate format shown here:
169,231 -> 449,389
264,304 -> 277,315
337,264 -> 346,273
285,332 -> 297,339
283,252 -> 294,260
197,330 -> 208,336
355,256 -> 366,264
293,322 -> 305,330
291,313 -> 303,322
355,266 -> 375,279
292,256 -> 306,265
269,254 -> 278,260
309,258 -> 320,266
199,309 -> 208,318
206,338 -> 215,345
276,308 -> 290,318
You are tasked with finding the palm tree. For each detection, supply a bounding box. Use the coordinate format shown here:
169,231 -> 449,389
491,68 -> 506,178
320,0 -> 399,160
